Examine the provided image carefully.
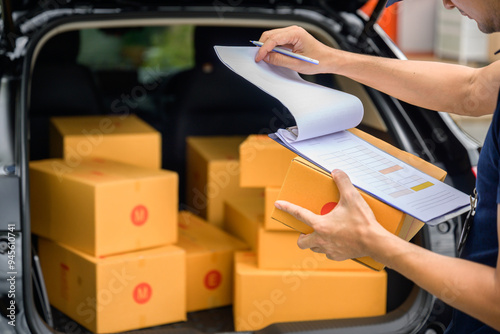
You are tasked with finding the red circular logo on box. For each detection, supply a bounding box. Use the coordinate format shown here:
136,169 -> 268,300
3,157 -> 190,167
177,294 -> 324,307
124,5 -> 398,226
133,282 -> 152,304
320,202 -> 337,215
204,270 -> 222,290
131,205 -> 148,226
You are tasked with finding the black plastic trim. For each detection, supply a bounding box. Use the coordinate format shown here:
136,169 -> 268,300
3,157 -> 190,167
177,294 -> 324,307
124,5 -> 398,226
0,176 -> 21,231
256,287 -> 432,334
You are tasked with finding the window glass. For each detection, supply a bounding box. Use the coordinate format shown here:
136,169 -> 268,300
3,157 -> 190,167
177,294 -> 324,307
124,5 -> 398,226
78,25 -> 195,83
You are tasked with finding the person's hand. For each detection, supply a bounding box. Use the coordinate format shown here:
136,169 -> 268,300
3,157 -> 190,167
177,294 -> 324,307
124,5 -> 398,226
274,169 -> 390,261
254,25 -> 335,75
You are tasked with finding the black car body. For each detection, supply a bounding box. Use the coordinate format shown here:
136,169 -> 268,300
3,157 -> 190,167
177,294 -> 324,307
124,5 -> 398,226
0,0 -> 479,333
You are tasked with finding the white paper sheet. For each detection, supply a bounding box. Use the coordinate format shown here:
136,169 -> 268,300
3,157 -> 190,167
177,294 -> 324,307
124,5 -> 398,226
214,45 -> 364,142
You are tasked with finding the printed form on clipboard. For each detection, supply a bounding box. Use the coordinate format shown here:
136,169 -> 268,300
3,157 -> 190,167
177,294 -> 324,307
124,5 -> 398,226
214,45 -> 470,226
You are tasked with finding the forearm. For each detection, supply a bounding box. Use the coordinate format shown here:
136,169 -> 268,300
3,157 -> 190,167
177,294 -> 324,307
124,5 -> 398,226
368,230 -> 500,329
257,26 -> 499,116
324,49 -> 496,116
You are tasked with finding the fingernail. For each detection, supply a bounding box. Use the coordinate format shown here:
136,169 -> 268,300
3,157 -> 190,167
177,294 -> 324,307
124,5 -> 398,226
264,55 -> 270,63
274,201 -> 282,210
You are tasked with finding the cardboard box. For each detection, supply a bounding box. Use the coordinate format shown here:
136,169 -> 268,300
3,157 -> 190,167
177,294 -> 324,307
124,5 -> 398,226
223,197 -> 264,250
257,224 -> 367,270
271,128 -> 447,271
239,135 -> 297,188
30,158 -> 178,257
176,211 -> 249,312
186,136 -> 263,227
233,252 -> 387,331
50,114 -> 161,169
38,238 -> 186,333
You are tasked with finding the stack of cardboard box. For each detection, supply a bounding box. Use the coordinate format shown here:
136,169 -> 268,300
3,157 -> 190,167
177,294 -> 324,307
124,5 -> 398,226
229,134 -> 389,331
32,115 -> 186,333
31,115 -> 448,333
182,136 -> 266,313
229,129 -> 451,331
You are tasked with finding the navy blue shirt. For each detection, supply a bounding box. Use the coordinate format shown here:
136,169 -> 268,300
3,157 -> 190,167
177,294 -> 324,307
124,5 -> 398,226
445,91 -> 500,333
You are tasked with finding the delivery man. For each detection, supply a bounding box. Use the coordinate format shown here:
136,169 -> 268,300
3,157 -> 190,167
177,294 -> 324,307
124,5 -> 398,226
255,0 -> 500,332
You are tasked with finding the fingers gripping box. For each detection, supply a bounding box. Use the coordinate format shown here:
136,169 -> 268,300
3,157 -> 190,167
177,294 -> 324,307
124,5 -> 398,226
257,224 -> 367,270
264,186 -> 290,231
223,196 -> 365,270
176,211 -> 249,312
38,238 -> 186,333
50,114 -> 161,169
271,129 -> 448,271
30,158 -> 178,257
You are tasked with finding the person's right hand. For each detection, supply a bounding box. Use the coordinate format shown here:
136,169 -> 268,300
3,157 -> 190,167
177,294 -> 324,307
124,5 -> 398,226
254,25 -> 335,75
274,169 -> 391,262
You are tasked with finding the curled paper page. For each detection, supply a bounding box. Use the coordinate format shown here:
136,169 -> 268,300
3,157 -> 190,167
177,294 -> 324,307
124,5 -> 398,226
214,45 -> 364,142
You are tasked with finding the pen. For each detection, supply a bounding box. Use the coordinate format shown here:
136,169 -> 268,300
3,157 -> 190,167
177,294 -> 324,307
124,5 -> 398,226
250,40 -> 319,65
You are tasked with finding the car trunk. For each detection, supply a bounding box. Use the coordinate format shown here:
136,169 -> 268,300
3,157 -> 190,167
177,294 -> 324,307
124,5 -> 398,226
1,2 -> 477,334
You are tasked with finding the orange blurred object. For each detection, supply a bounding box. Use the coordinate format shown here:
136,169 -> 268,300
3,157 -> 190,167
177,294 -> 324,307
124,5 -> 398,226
361,0 -> 399,43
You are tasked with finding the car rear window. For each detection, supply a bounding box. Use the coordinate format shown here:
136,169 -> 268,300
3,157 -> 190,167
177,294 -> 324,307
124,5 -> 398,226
78,26 -> 195,82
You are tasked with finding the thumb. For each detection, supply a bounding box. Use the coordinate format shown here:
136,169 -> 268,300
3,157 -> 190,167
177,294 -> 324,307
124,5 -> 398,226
331,169 -> 358,200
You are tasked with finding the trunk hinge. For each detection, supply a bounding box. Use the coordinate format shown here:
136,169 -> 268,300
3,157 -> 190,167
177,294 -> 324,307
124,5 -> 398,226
1,0 -> 19,53
358,0 -> 387,45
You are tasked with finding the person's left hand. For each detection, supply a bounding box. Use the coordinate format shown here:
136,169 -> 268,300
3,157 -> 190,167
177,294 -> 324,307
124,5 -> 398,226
274,169 -> 390,261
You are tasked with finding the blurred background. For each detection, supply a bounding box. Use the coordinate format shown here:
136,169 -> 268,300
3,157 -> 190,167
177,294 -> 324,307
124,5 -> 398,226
362,0 -> 497,145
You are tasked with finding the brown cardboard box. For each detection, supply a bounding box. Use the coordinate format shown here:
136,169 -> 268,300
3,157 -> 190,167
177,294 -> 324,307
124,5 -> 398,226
38,238 -> 186,333
257,224 -> 367,270
223,197 -> 264,250
239,135 -> 297,188
271,128 -> 448,271
30,158 -> 178,257
176,211 -> 249,312
50,114 -> 161,169
233,252 -> 387,331
186,136 -> 263,227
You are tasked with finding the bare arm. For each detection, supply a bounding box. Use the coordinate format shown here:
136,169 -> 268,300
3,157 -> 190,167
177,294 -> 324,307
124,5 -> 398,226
369,209 -> 500,330
256,25 -> 500,116
276,170 -> 500,330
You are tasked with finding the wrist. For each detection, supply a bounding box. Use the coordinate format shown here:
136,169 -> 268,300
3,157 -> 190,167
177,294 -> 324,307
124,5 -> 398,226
326,48 -> 349,74
362,219 -> 403,267
317,47 -> 341,74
